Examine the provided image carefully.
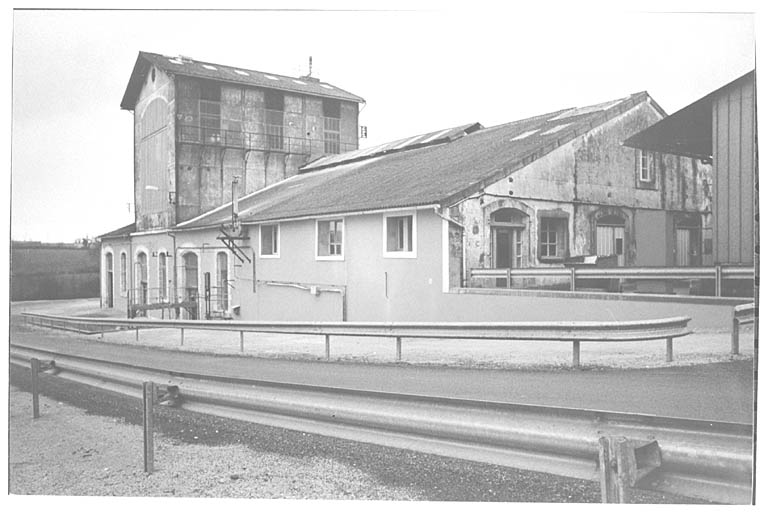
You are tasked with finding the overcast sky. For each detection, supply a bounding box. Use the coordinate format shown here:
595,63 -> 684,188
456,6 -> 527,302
10,7 -> 756,242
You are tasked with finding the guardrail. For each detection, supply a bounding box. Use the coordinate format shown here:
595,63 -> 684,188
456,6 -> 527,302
731,303 -> 756,355
9,344 -> 753,504
469,265 -> 755,296
20,312 -> 693,368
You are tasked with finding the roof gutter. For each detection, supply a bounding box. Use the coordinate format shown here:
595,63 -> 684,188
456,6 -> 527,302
171,203 -> 442,233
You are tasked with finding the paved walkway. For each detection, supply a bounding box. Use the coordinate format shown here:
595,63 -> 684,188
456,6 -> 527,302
12,298 -> 755,370
11,299 -> 755,423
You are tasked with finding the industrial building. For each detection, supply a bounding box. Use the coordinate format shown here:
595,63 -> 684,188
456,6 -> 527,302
101,52 -> 723,322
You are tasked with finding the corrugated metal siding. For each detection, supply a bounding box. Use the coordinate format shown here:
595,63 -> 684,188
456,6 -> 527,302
712,77 -> 755,265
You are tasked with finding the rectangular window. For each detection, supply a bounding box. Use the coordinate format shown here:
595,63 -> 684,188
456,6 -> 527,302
317,219 -> 344,259
639,150 -> 655,182
264,90 -> 285,150
200,99 -> 221,144
383,213 -> 417,258
539,217 -> 567,261
323,99 -> 342,154
260,224 -> 280,257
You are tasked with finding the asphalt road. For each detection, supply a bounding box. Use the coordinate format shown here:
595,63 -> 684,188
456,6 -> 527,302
11,323 -> 754,423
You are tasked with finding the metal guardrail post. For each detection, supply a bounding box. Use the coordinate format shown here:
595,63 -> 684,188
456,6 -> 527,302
396,337 -> 402,362
135,328 -> 140,342
599,436 -> 661,504
325,334 -> 331,360
570,267 -> 576,291
31,358 -> 40,419
599,436 -> 631,503
240,331 -> 245,353
142,381 -> 155,474
506,268 -> 512,288
180,328 -> 185,346
666,337 -> 674,362
715,264 -> 723,296
732,315 -> 740,355
572,341 -> 580,368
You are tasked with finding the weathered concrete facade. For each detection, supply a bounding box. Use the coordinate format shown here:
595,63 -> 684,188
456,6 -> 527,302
452,99 -> 712,281
131,61 -> 360,231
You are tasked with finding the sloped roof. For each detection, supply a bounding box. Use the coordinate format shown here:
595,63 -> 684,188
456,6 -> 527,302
98,223 -> 136,240
176,92 -> 655,230
302,122 -> 483,172
121,51 -> 364,110
624,70 -> 754,159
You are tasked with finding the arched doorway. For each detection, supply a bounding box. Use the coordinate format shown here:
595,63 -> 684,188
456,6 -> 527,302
491,208 -> 528,268
596,215 -> 626,266
216,252 -> 229,312
105,253 -> 114,308
181,252 -> 199,319
135,252 -> 148,305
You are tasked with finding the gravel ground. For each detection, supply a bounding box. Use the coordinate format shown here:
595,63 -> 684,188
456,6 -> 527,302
8,365 -> 708,503
12,299 -> 754,370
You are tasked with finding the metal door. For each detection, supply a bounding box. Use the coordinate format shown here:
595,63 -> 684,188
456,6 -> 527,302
597,225 -> 625,266
675,228 -> 691,266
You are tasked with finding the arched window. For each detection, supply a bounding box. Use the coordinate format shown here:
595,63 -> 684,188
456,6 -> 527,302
120,252 -> 127,293
158,253 -> 168,301
105,252 -> 114,308
216,252 -> 229,311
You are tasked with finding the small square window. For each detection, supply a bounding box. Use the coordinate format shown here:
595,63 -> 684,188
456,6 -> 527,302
260,224 -> 279,257
317,219 -> 344,259
383,213 -> 417,258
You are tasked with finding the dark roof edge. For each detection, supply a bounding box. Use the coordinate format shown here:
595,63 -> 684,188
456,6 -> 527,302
98,222 -> 136,240
171,202 -> 442,232
121,52 -> 365,110
440,93 -> 652,208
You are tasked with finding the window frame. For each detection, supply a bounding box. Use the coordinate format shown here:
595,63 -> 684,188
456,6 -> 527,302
315,218 -> 345,261
259,223 -> 280,258
119,251 -> 127,295
538,217 -> 568,262
382,212 -> 417,259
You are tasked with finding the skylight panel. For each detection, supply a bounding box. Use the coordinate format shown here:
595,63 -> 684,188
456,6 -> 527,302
320,84 -> 334,89
202,64 -> 217,70
510,129 -> 539,141
234,69 -> 249,76
293,79 -> 307,85
264,75 -> 279,80
168,58 -> 184,65
541,123 -> 572,135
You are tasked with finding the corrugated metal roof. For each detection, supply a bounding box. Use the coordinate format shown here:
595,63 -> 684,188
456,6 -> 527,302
176,92 -> 651,230
301,123 -> 483,172
121,51 -> 365,110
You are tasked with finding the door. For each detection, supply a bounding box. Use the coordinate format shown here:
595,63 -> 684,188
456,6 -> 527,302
105,253 -> 114,308
494,228 -> 523,268
675,228 -> 691,266
597,224 -> 625,266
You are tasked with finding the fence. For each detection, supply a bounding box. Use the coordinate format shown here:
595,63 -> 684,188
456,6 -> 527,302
21,312 -> 692,368
469,265 -> 754,296
9,344 -> 753,504
731,303 -> 756,355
